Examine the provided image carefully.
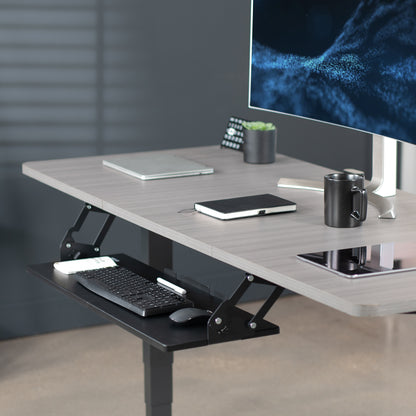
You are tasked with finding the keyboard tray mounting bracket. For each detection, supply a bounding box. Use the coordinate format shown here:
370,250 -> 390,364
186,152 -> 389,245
207,274 -> 283,344
60,203 -> 115,261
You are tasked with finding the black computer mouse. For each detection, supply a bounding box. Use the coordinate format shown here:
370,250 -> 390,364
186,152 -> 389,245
169,307 -> 212,326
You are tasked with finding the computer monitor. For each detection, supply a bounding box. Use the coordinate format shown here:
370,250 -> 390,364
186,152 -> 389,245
249,0 -> 416,218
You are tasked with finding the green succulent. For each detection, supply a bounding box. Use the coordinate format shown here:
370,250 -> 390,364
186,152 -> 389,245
242,121 -> 276,131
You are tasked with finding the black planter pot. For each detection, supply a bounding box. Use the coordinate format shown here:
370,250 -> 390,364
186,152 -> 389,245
243,128 -> 277,164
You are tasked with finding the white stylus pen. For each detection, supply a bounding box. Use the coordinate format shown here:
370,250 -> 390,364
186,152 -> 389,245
156,277 -> 187,295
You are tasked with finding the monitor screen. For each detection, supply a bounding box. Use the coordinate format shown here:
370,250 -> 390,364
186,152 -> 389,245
249,0 -> 416,145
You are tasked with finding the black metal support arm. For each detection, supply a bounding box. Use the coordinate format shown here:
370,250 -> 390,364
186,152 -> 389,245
60,203 -> 115,261
207,273 -> 283,344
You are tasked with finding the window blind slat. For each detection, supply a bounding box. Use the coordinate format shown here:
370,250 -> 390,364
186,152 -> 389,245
0,0 -> 95,7
0,48 -> 96,66
0,106 -> 96,123
0,29 -> 96,46
0,86 -> 95,104
0,68 -> 96,84
0,10 -> 96,26
0,125 -> 96,142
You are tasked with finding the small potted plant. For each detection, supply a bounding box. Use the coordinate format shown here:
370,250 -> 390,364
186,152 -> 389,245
242,121 -> 277,164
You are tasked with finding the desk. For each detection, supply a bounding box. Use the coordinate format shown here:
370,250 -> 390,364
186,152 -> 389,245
23,145 -> 416,414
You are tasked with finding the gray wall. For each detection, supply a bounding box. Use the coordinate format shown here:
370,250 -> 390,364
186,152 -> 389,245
0,0 -> 371,339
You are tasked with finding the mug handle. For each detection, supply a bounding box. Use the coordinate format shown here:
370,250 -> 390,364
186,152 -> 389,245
351,186 -> 367,222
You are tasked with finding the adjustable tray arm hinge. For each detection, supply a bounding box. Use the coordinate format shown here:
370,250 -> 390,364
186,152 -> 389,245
60,203 -> 115,261
207,273 -> 284,344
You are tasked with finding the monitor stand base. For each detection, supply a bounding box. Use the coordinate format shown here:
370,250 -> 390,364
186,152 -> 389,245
278,135 -> 397,219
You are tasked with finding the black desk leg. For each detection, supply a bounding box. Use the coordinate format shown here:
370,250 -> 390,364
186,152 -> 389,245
143,342 -> 174,416
148,231 -> 173,271
144,232 -> 174,415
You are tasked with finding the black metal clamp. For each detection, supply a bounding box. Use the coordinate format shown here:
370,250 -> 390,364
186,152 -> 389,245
207,273 -> 283,344
60,203 -> 115,261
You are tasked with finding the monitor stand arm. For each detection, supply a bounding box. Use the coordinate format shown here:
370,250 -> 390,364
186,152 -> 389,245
278,135 -> 397,219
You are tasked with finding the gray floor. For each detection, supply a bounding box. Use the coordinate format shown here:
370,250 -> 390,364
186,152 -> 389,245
1,295 -> 416,416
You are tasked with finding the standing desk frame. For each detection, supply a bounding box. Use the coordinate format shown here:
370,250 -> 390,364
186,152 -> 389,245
28,215 -> 282,416
23,145 -> 416,415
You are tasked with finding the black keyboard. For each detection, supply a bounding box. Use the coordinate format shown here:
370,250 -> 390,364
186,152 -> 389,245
74,266 -> 193,317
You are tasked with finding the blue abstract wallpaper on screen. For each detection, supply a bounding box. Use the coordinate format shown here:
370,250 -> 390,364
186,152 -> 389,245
250,0 -> 416,144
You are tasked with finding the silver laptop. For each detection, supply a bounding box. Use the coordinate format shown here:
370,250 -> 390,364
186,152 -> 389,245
103,153 -> 214,180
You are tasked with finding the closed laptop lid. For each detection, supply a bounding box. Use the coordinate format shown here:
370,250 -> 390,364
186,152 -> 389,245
103,154 -> 214,180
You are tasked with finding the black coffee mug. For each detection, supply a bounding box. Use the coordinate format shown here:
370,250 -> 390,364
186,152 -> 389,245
324,173 -> 367,228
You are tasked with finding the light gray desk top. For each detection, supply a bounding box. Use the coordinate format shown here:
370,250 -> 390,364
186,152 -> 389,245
23,146 -> 416,317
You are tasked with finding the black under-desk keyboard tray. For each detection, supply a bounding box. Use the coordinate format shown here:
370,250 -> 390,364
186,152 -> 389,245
27,254 -> 224,352
27,254 -> 280,352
